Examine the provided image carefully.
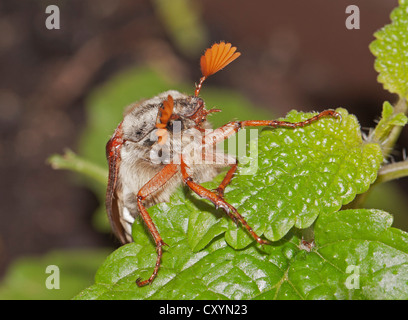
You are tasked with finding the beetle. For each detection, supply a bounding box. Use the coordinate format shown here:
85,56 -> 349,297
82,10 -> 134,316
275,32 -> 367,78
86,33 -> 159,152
106,42 -> 340,286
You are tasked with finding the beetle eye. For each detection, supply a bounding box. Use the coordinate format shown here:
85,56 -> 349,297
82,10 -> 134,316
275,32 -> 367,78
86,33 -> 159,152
167,120 -> 184,134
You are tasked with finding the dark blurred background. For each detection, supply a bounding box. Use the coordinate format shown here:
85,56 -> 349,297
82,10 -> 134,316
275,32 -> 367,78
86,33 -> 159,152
0,0 -> 405,281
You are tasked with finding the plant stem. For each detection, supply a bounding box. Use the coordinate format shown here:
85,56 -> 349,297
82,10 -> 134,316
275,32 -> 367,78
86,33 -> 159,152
346,160 -> 408,209
381,98 -> 407,159
346,98 -> 407,209
47,149 -> 108,185
376,160 -> 408,184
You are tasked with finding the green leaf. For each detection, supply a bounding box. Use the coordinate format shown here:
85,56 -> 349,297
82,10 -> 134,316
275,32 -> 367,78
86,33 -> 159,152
314,209 -> 408,300
75,206 -> 408,300
191,108 -> 383,249
370,0 -> 408,99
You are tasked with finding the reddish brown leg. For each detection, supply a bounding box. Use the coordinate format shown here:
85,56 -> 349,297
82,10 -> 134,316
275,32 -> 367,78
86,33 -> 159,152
240,110 -> 341,130
201,151 -> 238,197
214,161 -> 238,198
181,158 -> 269,245
135,164 -> 178,287
204,110 -> 341,146
212,161 -> 239,225
187,110 -> 339,245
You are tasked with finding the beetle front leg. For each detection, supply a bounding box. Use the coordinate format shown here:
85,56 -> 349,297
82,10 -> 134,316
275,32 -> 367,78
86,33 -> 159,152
204,109 -> 341,146
135,164 -> 178,287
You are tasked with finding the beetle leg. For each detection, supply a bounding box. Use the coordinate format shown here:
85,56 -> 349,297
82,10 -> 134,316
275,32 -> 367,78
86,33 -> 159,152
214,161 -> 238,198
199,152 -> 239,225
135,164 -> 178,287
180,157 -> 269,245
204,110 -> 341,146
212,161 -> 239,226
201,151 -> 238,198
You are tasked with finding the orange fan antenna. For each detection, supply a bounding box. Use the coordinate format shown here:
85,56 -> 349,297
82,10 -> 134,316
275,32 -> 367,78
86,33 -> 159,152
156,95 -> 174,145
194,42 -> 241,97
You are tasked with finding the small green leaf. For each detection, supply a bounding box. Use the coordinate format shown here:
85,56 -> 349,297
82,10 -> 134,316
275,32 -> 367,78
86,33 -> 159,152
370,0 -> 408,98
372,101 -> 408,143
381,101 -> 408,126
